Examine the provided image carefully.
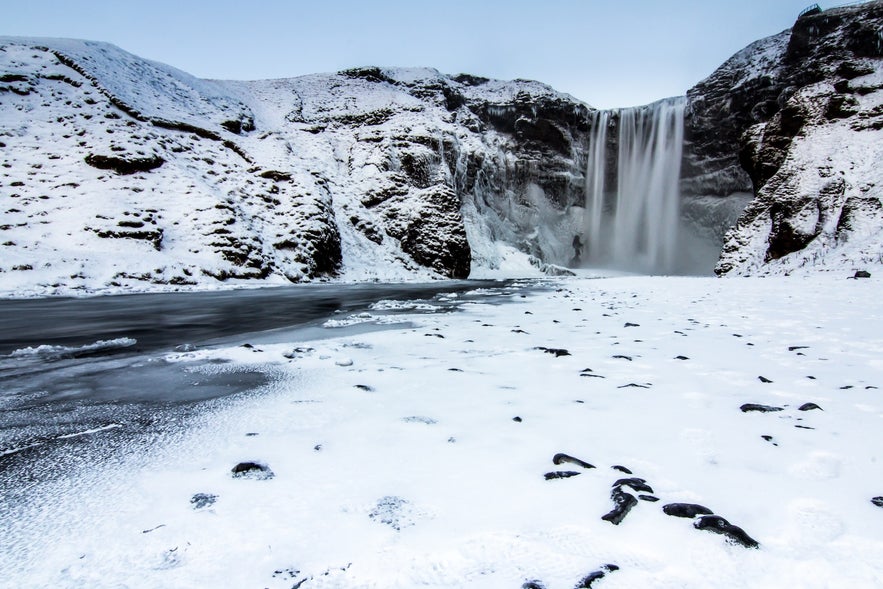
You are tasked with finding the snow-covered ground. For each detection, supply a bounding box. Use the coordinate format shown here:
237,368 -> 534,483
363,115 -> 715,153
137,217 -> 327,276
2,273 -> 882,588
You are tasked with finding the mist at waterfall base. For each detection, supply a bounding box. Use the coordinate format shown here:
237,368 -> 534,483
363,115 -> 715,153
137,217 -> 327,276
574,97 -> 720,276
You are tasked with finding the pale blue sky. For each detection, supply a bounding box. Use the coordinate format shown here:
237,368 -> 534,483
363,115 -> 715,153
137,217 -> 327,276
4,0 -> 824,108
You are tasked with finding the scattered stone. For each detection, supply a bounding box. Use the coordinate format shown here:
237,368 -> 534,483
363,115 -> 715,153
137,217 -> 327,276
402,416 -> 437,424
795,425 -> 815,430
553,453 -> 595,469
424,333 -> 445,338
536,347 -> 571,357
545,471 -> 581,480
611,465 -> 633,474
639,495 -> 659,502
612,355 -> 633,361
789,346 -> 809,351
761,435 -> 778,446
853,270 -> 871,279
758,376 -> 773,383
624,322 -> 640,328
871,497 -> 883,507
283,347 -> 314,359
354,384 -> 374,392
693,515 -> 759,548
241,343 -> 254,349
231,461 -> 274,480
840,385 -> 854,390
574,565 -> 620,588
190,493 -> 218,509
613,478 -> 654,494
245,432 -> 259,437
602,489 -> 638,525
368,496 -> 414,531
663,503 -> 714,518
511,329 -> 528,334
740,403 -> 784,413
512,416 -> 523,423
675,355 -> 689,360
798,402 -> 823,411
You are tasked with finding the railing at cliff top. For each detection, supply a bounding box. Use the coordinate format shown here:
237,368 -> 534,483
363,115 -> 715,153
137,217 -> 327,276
799,3 -> 822,18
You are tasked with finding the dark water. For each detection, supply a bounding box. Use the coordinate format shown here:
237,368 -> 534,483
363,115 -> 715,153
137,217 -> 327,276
0,280 -> 522,477
0,280 -> 507,356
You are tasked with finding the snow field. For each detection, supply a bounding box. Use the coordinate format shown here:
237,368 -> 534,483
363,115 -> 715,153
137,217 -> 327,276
2,274 -> 882,588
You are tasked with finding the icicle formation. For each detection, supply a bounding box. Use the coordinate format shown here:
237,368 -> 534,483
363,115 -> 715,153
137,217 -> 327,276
583,97 -> 685,273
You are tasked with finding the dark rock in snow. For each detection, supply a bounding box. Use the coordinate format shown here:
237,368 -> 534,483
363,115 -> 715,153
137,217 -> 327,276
522,581 -> 547,589
602,488 -> 638,525
190,493 -> 218,509
611,465 -> 633,474
231,461 -> 274,480
402,416 -> 437,424
740,403 -> 784,413
618,383 -> 650,389
853,270 -> 872,278
624,322 -> 640,328
553,453 -> 595,469
675,355 -> 690,360
789,346 -> 809,351
368,496 -> 414,531
512,416 -> 523,423
354,384 -> 374,392
693,515 -> 759,548
758,376 -> 773,383
761,435 -> 778,446
611,355 -> 632,361
871,497 -> 883,508
639,494 -> 660,502
574,565 -> 620,588
84,153 -> 164,175
544,471 -> 581,480
536,347 -> 571,357
663,503 -> 714,518
613,478 -> 654,494
798,402 -> 823,411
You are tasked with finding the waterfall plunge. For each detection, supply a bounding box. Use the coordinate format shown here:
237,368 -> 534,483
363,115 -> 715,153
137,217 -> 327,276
582,97 -> 685,273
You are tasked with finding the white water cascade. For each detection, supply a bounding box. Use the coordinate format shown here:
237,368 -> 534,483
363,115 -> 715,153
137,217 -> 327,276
582,97 -> 685,273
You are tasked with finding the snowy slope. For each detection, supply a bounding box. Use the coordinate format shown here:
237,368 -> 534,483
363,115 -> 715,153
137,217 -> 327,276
1,39 -> 591,297
2,274 -> 881,587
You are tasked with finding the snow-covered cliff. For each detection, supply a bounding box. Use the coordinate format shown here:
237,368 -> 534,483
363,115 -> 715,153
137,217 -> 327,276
0,38 -> 591,296
685,1 -> 883,275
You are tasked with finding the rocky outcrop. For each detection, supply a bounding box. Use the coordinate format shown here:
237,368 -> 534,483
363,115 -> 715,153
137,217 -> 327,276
685,1 -> 883,275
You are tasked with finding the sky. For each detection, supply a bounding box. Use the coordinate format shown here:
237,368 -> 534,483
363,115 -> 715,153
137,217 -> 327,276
3,0 -> 834,108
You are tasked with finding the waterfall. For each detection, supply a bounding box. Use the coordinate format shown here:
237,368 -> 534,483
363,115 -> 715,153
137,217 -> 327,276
582,97 -> 685,273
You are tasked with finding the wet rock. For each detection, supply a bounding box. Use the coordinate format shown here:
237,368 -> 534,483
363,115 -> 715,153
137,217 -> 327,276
613,478 -> 654,494
663,503 -> 714,518
545,471 -> 581,480
740,403 -> 784,413
231,461 -> 274,480
553,453 -> 595,469
574,564 -> 620,588
602,488 -> 638,525
190,493 -> 218,509
798,402 -> 823,411
694,515 -> 759,548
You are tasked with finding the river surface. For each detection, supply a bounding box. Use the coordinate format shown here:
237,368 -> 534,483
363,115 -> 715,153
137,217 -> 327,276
0,279 -> 523,485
